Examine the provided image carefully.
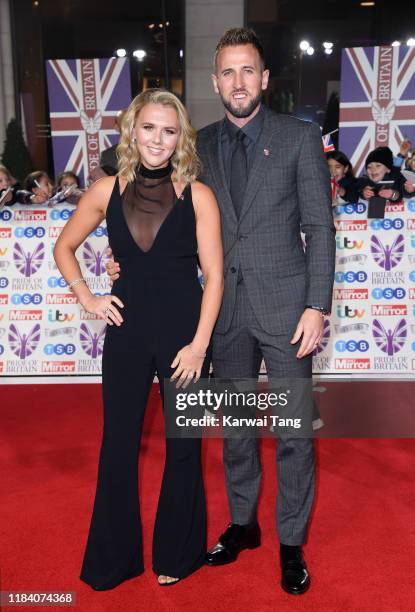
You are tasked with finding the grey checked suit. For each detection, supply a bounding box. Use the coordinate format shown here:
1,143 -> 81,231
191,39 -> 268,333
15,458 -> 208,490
197,106 -> 336,545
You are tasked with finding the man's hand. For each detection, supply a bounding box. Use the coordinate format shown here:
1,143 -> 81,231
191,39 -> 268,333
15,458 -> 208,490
105,247 -> 120,285
290,308 -> 325,358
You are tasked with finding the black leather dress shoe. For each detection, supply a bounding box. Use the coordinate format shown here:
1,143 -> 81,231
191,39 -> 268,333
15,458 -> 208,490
280,545 -> 311,595
205,522 -> 261,566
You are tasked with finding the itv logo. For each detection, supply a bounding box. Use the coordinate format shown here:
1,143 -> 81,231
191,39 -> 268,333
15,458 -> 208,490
48,309 -> 76,323
336,305 -> 365,319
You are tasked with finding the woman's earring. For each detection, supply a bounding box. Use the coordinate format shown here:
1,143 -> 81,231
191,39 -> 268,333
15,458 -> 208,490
132,136 -> 137,144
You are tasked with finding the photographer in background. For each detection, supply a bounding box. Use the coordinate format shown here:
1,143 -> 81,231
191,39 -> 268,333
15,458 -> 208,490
99,109 -> 126,173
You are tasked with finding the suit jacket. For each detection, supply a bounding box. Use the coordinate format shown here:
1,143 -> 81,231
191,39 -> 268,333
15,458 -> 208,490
197,106 -> 336,336
100,144 -> 118,173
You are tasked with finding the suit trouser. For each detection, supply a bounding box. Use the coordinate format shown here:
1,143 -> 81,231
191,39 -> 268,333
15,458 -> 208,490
212,282 -> 315,546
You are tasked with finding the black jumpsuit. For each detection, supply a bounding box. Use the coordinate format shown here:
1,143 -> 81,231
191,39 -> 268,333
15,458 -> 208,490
80,163 -> 209,590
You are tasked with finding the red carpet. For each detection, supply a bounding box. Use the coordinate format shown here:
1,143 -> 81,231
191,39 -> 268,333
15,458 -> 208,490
1,383 -> 415,611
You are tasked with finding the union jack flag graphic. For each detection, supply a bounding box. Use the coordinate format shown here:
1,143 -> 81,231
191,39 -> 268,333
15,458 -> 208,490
322,133 -> 335,153
339,45 -> 415,176
46,58 -> 132,186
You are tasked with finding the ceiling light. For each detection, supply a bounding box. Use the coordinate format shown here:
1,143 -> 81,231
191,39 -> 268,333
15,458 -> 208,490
306,46 -> 315,56
133,50 -> 146,61
391,41 -> 401,47
407,38 -> 415,46
323,42 -> 333,49
299,40 -> 310,51
116,48 -> 127,58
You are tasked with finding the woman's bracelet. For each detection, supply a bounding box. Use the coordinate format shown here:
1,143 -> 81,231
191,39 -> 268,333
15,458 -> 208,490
68,277 -> 86,290
188,344 -> 206,359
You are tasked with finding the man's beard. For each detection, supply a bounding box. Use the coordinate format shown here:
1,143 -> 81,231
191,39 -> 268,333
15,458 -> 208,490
221,90 -> 262,119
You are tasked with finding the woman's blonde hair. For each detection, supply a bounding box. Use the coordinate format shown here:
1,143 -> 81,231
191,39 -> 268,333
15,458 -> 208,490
117,89 -> 201,184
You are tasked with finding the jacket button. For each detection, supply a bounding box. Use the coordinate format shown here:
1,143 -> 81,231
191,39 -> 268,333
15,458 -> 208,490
230,266 -> 237,273
238,235 -> 246,241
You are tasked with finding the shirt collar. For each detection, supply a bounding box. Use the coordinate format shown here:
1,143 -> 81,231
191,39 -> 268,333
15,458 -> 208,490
224,103 -> 265,144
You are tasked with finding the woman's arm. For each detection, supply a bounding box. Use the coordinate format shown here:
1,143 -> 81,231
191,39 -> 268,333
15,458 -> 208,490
53,176 -> 124,326
170,181 -> 224,384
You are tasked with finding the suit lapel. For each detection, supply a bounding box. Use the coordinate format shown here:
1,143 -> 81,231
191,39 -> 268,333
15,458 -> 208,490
239,109 -> 280,222
204,120 -> 237,227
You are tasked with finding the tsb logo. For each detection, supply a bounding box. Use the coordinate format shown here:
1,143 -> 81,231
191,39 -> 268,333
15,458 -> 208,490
14,227 -> 46,238
90,226 -> 108,237
44,343 -> 76,355
48,276 -> 68,288
334,202 -> 367,215
50,209 -> 74,221
0,209 -> 12,221
11,293 -> 43,305
370,218 -> 404,231
335,340 -> 369,352
335,271 -> 368,283
371,288 -> 406,300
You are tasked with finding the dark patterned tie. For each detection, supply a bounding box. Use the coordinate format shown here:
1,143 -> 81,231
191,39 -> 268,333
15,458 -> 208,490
230,129 -> 247,218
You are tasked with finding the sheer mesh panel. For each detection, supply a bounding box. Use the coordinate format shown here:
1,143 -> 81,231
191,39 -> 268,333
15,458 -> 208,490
121,163 -> 176,252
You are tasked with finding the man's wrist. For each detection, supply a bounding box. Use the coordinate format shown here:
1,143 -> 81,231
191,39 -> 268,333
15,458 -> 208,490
305,305 -> 330,316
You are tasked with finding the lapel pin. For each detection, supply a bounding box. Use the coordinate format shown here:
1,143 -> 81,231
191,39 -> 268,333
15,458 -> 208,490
263,148 -> 270,156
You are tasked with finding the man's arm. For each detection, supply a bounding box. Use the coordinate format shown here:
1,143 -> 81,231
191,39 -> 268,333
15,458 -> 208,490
290,122 -> 336,358
296,121 -> 336,313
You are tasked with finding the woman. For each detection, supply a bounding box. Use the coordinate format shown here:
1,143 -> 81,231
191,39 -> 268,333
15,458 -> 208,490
54,171 -> 83,205
326,150 -> 358,204
0,164 -> 19,205
23,170 -> 54,204
53,89 -> 224,589
403,149 -> 415,197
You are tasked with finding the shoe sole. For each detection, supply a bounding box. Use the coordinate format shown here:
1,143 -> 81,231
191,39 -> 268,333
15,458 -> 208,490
281,580 -> 311,596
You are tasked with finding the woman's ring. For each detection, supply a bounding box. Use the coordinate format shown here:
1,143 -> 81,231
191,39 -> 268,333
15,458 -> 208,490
104,307 -> 111,316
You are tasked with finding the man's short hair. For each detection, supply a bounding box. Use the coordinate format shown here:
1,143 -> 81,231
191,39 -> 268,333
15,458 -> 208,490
214,27 -> 265,71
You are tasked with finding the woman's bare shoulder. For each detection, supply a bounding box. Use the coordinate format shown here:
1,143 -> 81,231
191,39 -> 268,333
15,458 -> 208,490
86,175 -> 118,197
191,180 -> 218,206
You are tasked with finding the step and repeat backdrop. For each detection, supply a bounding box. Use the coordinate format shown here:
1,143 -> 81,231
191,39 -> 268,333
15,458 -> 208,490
0,205 -> 110,377
0,199 -> 414,378
1,45 -> 414,380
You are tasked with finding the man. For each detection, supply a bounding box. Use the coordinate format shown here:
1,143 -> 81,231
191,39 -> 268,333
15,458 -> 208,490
99,109 -> 126,173
107,28 -> 335,595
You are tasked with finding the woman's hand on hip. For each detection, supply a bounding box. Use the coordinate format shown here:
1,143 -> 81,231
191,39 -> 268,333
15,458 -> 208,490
81,294 -> 124,326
